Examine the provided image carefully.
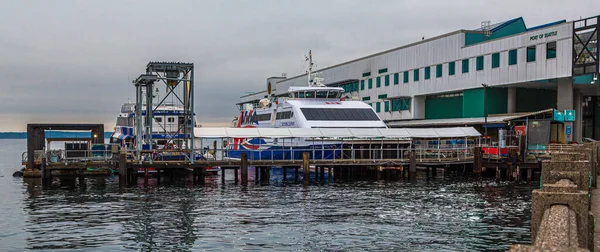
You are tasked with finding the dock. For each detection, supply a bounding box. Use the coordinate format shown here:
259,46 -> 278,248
21,122 -> 555,188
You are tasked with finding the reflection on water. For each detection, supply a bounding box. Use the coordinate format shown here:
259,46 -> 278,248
19,174 -> 532,251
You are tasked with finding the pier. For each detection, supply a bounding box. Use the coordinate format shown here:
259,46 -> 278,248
22,124 -> 497,185
20,123 -> 560,187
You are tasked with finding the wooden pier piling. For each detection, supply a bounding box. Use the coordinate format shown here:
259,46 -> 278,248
200,166 -> 206,185
409,152 -> 416,181
303,152 -> 310,185
144,167 -> 148,186
118,153 -> 126,183
473,147 -> 482,175
234,167 -> 239,184
255,166 -> 260,184
222,167 -> 226,183
241,153 -> 248,185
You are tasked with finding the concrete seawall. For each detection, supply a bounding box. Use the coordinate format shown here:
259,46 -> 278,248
511,143 -> 600,251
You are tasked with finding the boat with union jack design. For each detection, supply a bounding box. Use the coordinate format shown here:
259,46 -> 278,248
228,51 -> 386,160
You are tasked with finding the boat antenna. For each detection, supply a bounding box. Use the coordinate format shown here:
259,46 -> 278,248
306,50 -> 314,87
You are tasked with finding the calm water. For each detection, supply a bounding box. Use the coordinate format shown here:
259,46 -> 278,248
0,139 -> 533,251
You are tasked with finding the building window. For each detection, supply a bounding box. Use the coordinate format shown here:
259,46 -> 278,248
436,64 -> 442,78
378,68 -> 388,74
476,56 -> 484,71
391,99 -> 400,111
368,78 -> 373,89
376,76 -> 381,88
403,71 -> 409,83
462,59 -> 469,73
384,101 -> 390,112
509,49 -> 517,65
492,53 -> 500,68
424,66 -> 431,79
449,62 -> 455,75
401,98 -> 411,111
362,72 -> 371,77
362,96 -> 370,101
384,75 -> 390,86
527,46 -> 536,62
390,98 -> 412,111
376,102 -> 381,113
394,73 -> 399,85
414,69 -> 419,81
547,41 -> 557,59
360,80 -> 365,90
378,94 -> 387,99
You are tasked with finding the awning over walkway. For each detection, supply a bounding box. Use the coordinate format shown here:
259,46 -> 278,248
386,109 -> 554,128
194,127 -> 481,139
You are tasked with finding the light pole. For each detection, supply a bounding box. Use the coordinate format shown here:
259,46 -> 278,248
481,83 -> 489,143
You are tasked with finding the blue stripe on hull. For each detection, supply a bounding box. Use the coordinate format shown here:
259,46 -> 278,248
226,144 -> 342,160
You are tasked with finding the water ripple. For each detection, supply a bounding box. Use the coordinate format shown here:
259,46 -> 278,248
7,176 -> 534,251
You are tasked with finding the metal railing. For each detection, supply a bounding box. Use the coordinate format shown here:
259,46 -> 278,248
23,143 -> 476,165
201,144 -> 476,163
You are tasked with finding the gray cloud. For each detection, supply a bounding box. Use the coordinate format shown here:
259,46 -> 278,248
0,0 -> 597,131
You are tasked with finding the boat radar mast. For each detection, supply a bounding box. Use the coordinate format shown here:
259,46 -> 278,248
306,50 -> 325,87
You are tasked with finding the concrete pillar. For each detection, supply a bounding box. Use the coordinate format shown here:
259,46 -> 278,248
507,87 -> 516,113
413,96 -> 425,119
574,89 -> 582,143
558,78 -> 574,143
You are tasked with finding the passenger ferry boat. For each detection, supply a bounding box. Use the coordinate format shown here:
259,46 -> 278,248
229,51 -> 387,160
110,102 -> 220,173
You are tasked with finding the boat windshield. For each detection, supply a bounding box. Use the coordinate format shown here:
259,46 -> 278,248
290,90 -> 343,99
316,91 -> 328,98
328,91 -> 341,98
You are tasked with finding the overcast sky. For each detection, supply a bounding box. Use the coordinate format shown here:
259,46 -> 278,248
0,0 -> 597,131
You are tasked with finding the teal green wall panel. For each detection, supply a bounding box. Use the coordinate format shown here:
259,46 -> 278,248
516,88 -> 556,112
488,88 -> 508,115
425,96 -> 463,119
463,88 -> 507,117
463,89 -> 484,117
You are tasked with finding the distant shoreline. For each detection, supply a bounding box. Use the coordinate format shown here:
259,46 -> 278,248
0,132 -> 113,139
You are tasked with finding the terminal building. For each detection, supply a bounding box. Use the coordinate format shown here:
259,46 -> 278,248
239,15 -> 599,144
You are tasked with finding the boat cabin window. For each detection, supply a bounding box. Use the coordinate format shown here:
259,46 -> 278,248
276,111 -> 293,119
168,117 -> 175,123
305,91 -> 315,98
255,113 -> 271,121
155,117 -> 162,123
327,91 -> 341,98
301,108 -> 380,121
121,104 -> 135,113
316,91 -> 328,98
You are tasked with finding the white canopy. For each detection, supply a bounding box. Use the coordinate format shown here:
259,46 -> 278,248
194,127 -> 481,139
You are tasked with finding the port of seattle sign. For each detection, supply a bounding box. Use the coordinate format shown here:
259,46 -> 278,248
530,31 -> 557,41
